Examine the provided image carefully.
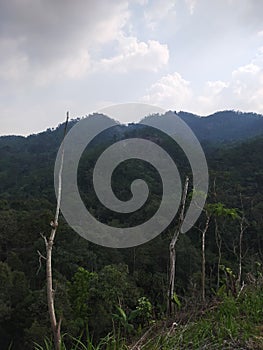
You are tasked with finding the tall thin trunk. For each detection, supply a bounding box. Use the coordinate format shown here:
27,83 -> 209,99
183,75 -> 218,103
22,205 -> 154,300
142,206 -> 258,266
44,112 -> 69,350
201,213 -> 210,303
167,177 -> 189,315
237,194 -> 246,286
46,232 -> 61,350
215,219 -> 222,291
237,219 -> 244,286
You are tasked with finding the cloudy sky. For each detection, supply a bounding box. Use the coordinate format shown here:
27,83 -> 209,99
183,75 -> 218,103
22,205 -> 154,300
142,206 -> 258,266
1,0 -> 263,135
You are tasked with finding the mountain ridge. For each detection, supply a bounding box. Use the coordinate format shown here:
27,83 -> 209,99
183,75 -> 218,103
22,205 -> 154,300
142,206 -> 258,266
1,110 -> 263,146
176,110 -> 263,142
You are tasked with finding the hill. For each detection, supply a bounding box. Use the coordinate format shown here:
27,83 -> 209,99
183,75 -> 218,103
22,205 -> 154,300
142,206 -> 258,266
0,111 -> 262,349
177,110 -> 263,143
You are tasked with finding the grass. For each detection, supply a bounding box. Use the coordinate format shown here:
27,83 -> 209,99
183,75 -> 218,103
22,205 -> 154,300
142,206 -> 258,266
137,285 -> 263,349
33,332 -> 128,350
33,285 -> 263,350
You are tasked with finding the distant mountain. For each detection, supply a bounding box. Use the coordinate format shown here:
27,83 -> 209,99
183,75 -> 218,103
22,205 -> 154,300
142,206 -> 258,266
176,110 -> 263,143
1,110 -> 263,147
1,109 -> 263,201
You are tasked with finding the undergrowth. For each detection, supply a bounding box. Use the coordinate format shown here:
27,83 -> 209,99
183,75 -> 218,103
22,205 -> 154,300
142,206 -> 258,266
33,285 -> 263,350
140,285 -> 263,350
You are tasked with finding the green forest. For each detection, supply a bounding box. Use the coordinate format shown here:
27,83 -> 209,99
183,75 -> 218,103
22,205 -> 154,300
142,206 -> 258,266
0,111 -> 262,349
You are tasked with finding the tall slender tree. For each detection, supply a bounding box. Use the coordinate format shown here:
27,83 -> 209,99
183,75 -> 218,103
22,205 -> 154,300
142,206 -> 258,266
39,112 -> 69,350
200,209 -> 210,303
167,177 -> 189,315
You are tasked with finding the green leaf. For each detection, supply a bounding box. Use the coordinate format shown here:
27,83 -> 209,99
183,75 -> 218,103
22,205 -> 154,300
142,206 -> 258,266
115,305 -> 127,322
172,292 -> 181,309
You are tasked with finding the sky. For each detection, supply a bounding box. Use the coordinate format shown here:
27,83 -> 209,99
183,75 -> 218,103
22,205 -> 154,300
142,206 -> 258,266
1,0 -> 263,136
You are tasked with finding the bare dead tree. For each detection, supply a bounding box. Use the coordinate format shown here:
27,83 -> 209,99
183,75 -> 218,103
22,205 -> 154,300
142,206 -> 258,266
237,194 -> 247,287
167,176 -> 189,315
211,179 -> 221,291
201,211 -> 210,303
195,202 -> 211,303
214,218 -> 222,291
40,112 -> 69,350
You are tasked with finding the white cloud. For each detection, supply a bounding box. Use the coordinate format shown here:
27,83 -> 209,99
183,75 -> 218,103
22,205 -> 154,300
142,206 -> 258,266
97,35 -> 169,72
229,62 -> 263,111
142,72 -> 192,109
233,63 -> 261,75
143,0 -> 176,29
142,51 -> 263,116
197,59 -> 263,114
206,80 -> 229,94
197,80 -> 229,114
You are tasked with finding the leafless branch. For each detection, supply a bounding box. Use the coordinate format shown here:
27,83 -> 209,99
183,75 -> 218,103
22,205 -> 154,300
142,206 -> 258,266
36,250 -> 46,275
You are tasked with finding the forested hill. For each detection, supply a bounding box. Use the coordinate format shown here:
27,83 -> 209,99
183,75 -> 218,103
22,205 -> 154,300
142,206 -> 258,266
0,111 -> 263,349
177,110 -> 263,142
2,110 -> 263,143
1,109 -> 263,200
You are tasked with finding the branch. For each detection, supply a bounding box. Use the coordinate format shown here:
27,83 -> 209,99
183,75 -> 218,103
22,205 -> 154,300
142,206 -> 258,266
40,232 -> 48,247
237,281 -> 245,299
36,250 -> 46,275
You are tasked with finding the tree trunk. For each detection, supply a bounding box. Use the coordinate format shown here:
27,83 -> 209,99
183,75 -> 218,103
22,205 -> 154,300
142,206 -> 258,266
44,112 -> 69,350
215,219 -> 222,291
201,213 -> 210,303
167,177 -> 189,315
237,194 -> 246,287
46,232 -> 61,350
